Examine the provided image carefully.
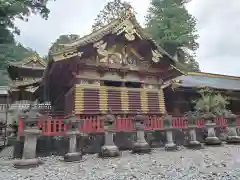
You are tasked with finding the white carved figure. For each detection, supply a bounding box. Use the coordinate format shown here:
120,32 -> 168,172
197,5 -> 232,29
152,50 -> 163,63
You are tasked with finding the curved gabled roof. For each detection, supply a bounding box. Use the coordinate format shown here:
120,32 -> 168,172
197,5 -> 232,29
7,53 -> 47,70
7,54 -> 46,81
50,9 -> 182,74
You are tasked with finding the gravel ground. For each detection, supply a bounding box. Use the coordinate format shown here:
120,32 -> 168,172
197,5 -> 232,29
1,145 -> 240,180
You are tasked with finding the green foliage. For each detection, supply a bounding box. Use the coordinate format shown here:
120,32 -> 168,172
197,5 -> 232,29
0,43 -> 36,65
42,55 -> 48,61
0,0 -> 52,44
0,43 -> 36,85
49,34 -> 80,53
193,88 -> 230,116
145,0 -> 200,72
91,0 -> 133,31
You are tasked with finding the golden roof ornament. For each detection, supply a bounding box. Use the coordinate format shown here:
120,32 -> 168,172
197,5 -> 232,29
125,8 -> 133,18
151,50 -> 163,63
77,51 -> 83,57
113,20 -> 138,41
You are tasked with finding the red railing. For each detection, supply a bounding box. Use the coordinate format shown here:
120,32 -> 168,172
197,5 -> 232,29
145,116 -> 163,130
17,116 -> 240,136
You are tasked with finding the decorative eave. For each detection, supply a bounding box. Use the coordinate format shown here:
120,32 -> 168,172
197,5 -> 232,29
7,63 -> 45,70
49,9 -> 183,74
7,53 -> 47,69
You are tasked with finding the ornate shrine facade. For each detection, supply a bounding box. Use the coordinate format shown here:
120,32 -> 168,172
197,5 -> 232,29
36,10 -> 182,117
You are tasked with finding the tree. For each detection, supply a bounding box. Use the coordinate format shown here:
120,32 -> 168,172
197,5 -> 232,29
92,0 -> 133,31
0,43 -> 36,69
49,34 -> 80,53
0,0 -> 52,44
145,0 -> 200,72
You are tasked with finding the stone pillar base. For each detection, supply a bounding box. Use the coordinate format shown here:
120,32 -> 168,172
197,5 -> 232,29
205,137 -> 222,146
13,158 -> 43,169
132,142 -> 151,154
186,141 -> 203,149
165,143 -> 178,151
99,145 -> 120,158
226,136 -> 240,144
64,152 -> 82,162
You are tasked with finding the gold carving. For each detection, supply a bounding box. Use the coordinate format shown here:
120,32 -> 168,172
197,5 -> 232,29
152,50 -> 163,63
94,42 -> 126,64
77,52 -> 83,57
53,50 -> 83,61
113,20 -> 140,41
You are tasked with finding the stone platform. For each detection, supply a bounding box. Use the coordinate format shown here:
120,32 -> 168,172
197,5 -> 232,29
1,146 -> 240,179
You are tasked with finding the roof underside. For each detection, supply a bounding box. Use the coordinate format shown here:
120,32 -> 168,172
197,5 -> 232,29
176,73 -> 240,91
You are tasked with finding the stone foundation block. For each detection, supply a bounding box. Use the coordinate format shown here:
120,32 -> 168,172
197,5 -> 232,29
226,136 -> 240,144
186,141 -> 203,149
64,152 -> 82,162
132,142 -> 151,154
13,158 -> 43,169
205,137 -> 222,146
99,145 -> 120,158
165,143 -> 178,151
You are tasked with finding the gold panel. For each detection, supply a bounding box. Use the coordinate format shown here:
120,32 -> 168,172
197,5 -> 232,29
158,88 -> 166,114
74,86 -> 84,114
99,86 -> 108,114
140,89 -> 148,113
121,88 -> 129,113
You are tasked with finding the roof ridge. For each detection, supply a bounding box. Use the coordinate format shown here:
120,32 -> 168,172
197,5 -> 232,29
7,53 -> 47,68
57,8 -> 135,49
188,72 -> 240,80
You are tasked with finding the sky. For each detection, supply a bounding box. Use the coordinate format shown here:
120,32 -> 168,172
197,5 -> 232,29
15,0 -> 240,76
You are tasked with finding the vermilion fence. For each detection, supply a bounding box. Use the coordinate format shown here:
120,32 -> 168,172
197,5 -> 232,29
17,116 -> 240,136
